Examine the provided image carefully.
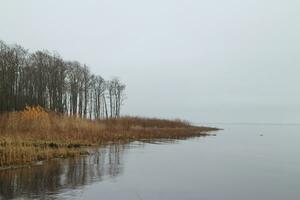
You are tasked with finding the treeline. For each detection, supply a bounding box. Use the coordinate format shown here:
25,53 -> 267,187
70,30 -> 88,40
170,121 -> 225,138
0,40 -> 125,119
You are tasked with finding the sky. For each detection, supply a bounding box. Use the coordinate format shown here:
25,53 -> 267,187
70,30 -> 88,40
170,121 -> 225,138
1,0 -> 300,124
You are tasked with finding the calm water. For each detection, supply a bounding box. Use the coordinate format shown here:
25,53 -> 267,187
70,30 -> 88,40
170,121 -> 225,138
1,125 -> 300,200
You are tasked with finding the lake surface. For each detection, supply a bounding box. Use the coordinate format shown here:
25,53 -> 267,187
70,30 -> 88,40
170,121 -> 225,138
1,124 -> 300,200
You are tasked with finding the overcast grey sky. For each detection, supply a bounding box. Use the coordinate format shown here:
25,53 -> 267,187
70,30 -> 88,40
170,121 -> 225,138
1,0 -> 300,123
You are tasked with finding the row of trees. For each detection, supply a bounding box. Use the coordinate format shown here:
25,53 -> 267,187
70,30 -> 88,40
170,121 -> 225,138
0,40 -> 126,119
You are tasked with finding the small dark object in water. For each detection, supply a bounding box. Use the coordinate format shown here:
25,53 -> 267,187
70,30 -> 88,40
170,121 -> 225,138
260,134 -> 263,136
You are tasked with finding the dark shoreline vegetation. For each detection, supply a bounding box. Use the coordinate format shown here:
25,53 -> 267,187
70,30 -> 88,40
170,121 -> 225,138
0,107 -> 218,169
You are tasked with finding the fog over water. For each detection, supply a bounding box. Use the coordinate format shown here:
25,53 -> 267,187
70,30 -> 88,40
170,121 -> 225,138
1,0 -> 299,123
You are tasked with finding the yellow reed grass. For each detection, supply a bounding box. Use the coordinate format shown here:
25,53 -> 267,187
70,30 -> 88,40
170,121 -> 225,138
0,106 -> 218,168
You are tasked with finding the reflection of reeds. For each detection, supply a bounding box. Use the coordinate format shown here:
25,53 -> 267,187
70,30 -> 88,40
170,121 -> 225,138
0,106 -> 218,168
0,144 -> 125,200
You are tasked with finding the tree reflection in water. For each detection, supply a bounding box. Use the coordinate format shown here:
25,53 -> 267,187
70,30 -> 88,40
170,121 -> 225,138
0,144 -> 127,200
0,137 -> 206,200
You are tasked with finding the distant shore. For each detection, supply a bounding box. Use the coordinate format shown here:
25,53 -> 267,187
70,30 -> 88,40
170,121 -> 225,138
0,107 -> 218,169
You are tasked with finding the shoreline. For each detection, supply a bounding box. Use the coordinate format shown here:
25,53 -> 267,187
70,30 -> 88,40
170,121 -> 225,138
0,126 -> 219,170
0,128 -> 218,171
0,109 -> 219,169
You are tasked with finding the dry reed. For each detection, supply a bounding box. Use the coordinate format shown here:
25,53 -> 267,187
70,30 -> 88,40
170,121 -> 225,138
0,106 -> 218,168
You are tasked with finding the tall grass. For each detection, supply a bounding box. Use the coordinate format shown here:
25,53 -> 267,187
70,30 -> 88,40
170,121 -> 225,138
0,106 -> 218,168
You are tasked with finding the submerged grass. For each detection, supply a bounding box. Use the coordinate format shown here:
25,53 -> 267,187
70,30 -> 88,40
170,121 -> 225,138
0,106 -> 218,168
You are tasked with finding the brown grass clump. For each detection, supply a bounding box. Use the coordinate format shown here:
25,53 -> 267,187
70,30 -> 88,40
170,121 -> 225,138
4,106 -> 51,131
0,106 -> 218,168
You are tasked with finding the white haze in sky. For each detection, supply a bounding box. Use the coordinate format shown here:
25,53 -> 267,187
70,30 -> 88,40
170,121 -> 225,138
1,0 -> 300,123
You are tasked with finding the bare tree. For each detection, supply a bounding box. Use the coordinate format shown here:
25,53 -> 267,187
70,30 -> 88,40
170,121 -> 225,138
0,40 -> 126,119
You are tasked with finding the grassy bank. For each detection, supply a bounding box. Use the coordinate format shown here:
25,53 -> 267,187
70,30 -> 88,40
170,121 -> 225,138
0,106 -> 218,168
